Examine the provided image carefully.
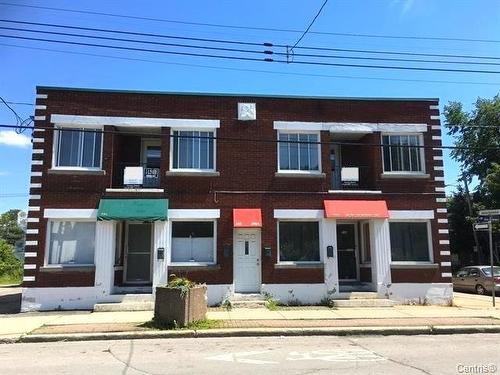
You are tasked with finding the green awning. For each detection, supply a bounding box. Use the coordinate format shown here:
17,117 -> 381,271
97,199 -> 168,221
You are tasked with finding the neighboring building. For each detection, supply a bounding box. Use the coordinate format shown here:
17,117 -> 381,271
21,86 -> 452,311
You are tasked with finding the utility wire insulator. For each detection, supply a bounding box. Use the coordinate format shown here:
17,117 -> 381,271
264,50 -> 273,54
263,42 -> 273,47
264,58 -> 274,62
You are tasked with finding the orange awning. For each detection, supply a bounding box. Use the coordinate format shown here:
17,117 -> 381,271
233,209 -> 262,228
324,200 -> 389,219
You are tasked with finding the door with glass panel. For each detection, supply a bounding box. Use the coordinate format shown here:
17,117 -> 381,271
337,223 -> 358,281
142,139 -> 161,188
124,222 -> 152,284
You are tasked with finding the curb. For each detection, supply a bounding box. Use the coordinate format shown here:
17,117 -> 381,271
14,325 -> 500,343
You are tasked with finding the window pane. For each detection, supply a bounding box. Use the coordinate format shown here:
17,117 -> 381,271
207,132 -> 214,169
390,222 -> 430,261
409,136 -> 421,172
58,129 -> 81,167
192,131 -> 200,169
390,135 -> 402,171
171,221 -> 214,263
93,132 -> 102,168
279,133 -> 289,170
173,131 -> 179,168
279,222 -> 320,262
382,136 -> 391,171
401,135 -> 410,171
299,133 -> 309,170
48,221 -> 95,264
288,134 -> 299,170
173,131 -> 213,170
308,134 -> 319,170
81,131 -> 96,167
199,132 -> 208,169
178,131 -> 190,168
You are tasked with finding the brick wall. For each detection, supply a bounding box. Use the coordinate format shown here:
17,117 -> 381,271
23,88 -> 450,287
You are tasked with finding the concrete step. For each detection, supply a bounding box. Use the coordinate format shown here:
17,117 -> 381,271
230,293 -> 267,308
230,300 -> 267,308
336,292 -> 380,300
331,299 -> 397,308
114,294 -> 153,302
93,301 -> 154,312
231,293 -> 264,301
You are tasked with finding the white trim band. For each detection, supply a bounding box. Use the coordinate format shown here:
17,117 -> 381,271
439,229 -> 449,234
28,206 -> 40,212
388,210 -> 434,220
432,136 -> 442,141
273,121 -> 428,133
439,240 -> 450,245
30,183 -> 42,188
27,218 -> 39,223
32,160 -> 43,165
433,156 -> 443,161
274,209 -> 324,219
23,276 -> 35,282
429,105 -> 439,110
440,251 -> 451,256
441,273 -> 452,278
24,264 -> 37,270
29,194 -> 41,200
35,105 -> 47,110
44,208 -> 98,219
430,115 -> 440,120
31,172 -> 42,177
435,177 -> 445,182
435,187 -> 446,192
34,116 -> 46,121
431,125 -> 441,130
438,218 -> 448,224
441,261 -> 451,267
434,166 -> 444,171
51,114 -> 220,129
25,240 -> 38,246
36,94 -> 48,99
24,252 -> 37,257
32,149 -> 44,154
436,208 -> 447,213
26,229 -> 38,234
436,198 -> 447,203
168,209 -> 220,219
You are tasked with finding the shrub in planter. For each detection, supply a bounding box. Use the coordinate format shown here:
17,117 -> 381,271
154,276 -> 207,327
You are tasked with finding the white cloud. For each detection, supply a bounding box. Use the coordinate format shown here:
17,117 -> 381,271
0,171 -> 10,176
0,130 -> 31,147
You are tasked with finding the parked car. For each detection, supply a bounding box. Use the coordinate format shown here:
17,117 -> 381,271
453,266 -> 500,295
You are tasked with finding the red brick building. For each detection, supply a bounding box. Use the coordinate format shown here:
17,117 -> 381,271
22,86 -> 452,310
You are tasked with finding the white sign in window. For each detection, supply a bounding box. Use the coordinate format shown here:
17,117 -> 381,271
171,221 -> 215,263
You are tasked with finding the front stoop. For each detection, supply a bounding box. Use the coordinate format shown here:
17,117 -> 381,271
93,294 -> 154,312
332,292 -> 398,308
230,293 -> 267,308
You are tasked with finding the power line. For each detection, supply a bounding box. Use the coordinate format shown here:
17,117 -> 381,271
2,42 -> 500,86
2,19 -> 500,61
291,0 -> 329,50
2,123 -> 499,151
2,34 -> 500,74
4,24 -> 500,67
4,101 -> 33,106
0,1 -> 498,44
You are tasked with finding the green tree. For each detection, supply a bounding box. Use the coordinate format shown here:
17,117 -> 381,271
0,239 -> 22,283
484,163 -> 500,208
0,209 -> 24,246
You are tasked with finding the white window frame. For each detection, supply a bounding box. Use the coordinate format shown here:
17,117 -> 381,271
389,219 -> 434,265
168,219 -> 217,266
381,133 -> 425,175
277,130 -> 322,174
169,128 -> 217,172
276,219 -> 323,265
44,218 -> 97,267
51,124 -> 104,171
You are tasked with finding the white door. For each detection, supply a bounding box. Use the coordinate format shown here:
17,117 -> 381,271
234,229 -> 261,293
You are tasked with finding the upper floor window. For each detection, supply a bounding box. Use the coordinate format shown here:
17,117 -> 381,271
278,132 -> 320,172
54,127 -> 102,169
382,134 -> 424,173
171,130 -> 215,171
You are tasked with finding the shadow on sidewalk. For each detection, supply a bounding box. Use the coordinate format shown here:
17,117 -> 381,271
0,287 -> 21,314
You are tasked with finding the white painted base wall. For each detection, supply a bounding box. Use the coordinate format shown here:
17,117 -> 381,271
206,284 -> 234,306
388,283 -> 453,305
261,283 -> 328,305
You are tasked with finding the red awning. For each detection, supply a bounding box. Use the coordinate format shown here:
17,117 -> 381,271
324,200 -> 389,219
233,209 -> 262,228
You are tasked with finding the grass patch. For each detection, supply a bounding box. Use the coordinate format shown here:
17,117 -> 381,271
0,274 -> 22,286
140,318 -> 221,330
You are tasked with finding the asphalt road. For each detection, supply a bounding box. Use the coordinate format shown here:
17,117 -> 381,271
1,334 -> 499,375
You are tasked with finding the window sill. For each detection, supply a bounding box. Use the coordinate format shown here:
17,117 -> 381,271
275,172 -> 326,178
328,190 -> 382,194
274,262 -> 324,269
165,171 -> 220,177
390,262 -> 438,269
40,265 -> 96,272
380,173 -> 430,179
48,169 -> 106,175
168,264 -> 220,271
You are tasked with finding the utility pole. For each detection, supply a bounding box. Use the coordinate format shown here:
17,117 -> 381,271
463,174 -> 481,263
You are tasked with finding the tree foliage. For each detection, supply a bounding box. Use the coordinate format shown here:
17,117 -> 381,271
444,95 -> 500,184
0,239 -> 22,280
0,209 -> 24,246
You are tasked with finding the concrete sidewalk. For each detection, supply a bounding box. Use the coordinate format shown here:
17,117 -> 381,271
1,292 -> 499,342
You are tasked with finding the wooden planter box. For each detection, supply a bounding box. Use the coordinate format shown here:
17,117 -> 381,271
154,285 -> 207,326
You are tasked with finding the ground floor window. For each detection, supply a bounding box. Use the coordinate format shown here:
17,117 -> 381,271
389,221 -> 430,262
47,220 -> 96,265
278,221 -> 320,262
171,221 -> 215,263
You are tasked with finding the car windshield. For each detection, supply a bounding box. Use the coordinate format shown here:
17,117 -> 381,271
482,267 -> 500,276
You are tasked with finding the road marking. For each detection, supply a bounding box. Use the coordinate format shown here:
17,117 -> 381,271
206,350 -> 279,365
287,349 -> 386,362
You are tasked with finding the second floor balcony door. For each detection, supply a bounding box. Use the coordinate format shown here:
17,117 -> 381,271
142,139 -> 161,188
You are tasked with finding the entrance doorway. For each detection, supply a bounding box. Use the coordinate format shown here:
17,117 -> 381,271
233,229 -> 261,293
337,223 -> 359,281
124,222 -> 153,284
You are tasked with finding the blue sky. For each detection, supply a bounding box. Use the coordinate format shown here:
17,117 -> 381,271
0,0 -> 499,213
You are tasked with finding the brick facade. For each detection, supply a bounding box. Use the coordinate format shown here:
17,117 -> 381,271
24,87 -> 451,290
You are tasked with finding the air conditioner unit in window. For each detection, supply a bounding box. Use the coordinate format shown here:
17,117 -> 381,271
124,166 -> 143,187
